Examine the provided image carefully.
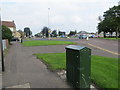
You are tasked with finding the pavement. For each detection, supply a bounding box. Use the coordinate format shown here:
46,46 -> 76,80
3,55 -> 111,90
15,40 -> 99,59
2,42 -> 72,88
0,49 -> 2,90
0,64 -> 2,90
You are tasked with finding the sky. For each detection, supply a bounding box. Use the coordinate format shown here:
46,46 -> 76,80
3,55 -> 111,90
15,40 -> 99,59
1,0 -> 119,35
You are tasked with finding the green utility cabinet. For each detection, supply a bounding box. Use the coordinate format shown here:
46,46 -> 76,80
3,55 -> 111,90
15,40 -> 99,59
65,45 -> 91,89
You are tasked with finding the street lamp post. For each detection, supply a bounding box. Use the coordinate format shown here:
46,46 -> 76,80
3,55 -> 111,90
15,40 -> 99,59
48,8 -> 51,40
48,8 -> 50,28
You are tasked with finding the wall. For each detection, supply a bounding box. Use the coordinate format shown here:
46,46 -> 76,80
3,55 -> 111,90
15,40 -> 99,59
2,40 -> 6,51
2,39 -> 9,51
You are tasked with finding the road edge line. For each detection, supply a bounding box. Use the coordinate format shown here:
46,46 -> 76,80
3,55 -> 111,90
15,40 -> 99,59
88,43 -> 120,56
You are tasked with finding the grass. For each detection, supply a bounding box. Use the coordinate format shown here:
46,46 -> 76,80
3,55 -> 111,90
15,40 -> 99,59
98,37 -> 120,40
22,40 -> 76,46
35,53 -> 66,70
34,53 -> 118,89
3,48 -> 8,56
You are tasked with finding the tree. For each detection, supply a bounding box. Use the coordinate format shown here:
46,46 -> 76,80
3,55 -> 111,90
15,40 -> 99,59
35,33 -> 41,37
58,31 -> 65,36
41,27 -> 49,37
68,30 -> 76,36
98,5 -> 120,38
24,27 -> 32,37
51,30 -> 57,37
104,5 -> 120,38
2,25 -> 12,43
98,18 -> 115,37
75,30 -> 77,34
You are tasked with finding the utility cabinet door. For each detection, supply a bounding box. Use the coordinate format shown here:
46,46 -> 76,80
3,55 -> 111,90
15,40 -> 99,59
66,49 -> 80,87
79,48 -> 91,88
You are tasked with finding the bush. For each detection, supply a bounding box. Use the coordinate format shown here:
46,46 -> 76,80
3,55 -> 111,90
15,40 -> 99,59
2,25 -> 12,43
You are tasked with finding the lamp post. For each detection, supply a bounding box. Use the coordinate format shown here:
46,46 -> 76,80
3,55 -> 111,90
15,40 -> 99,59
48,8 -> 50,28
48,8 -> 51,40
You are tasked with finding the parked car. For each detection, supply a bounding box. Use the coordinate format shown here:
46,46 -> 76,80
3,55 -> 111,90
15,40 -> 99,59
89,35 -> 94,38
79,35 -> 87,39
11,37 -> 20,41
61,35 -> 67,38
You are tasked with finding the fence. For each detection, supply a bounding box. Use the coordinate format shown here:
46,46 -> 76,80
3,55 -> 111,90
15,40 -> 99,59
2,39 -> 9,51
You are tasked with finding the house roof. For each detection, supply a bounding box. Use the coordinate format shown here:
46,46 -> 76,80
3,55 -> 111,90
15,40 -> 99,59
77,31 -> 88,34
2,21 -> 16,28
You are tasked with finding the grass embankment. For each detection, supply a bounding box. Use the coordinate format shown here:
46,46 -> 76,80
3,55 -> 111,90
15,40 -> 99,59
35,53 -> 118,88
22,40 -> 76,46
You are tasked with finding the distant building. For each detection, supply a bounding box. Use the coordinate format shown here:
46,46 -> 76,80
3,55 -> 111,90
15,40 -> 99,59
118,1 -> 120,5
98,32 -> 117,37
98,32 -> 104,37
76,31 -> 89,36
2,20 -> 21,39
15,31 -> 21,39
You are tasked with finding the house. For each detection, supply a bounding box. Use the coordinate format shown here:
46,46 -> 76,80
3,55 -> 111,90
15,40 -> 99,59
2,21 -> 21,39
98,32 -> 117,37
76,31 -> 89,36
15,31 -> 21,39
2,21 -> 16,32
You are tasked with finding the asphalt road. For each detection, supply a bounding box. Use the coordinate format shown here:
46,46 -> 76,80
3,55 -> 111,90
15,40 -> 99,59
75,38 -> 119,58
82,38 -> 118,54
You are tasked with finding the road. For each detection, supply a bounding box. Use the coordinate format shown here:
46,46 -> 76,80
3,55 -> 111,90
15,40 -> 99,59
33,38 -> 119,58
75,38 -> 119,58
80,38 -> 118,54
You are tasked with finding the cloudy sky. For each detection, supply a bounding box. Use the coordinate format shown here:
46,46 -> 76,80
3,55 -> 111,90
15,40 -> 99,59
1,0 -> 119,34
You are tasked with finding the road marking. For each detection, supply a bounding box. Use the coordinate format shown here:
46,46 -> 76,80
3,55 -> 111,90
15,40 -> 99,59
88,43 -> 120,56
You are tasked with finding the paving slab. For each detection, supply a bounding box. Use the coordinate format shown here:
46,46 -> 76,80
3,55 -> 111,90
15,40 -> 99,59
57,70 -> 97,90
0,60 -> 2,89
0,74 -> 2,89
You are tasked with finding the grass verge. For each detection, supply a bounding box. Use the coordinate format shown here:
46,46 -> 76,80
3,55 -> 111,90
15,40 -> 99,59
34,53 -> 118,88
23,40 -> 76,46
3,48 -> 8,56
97,37 -> 120,40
